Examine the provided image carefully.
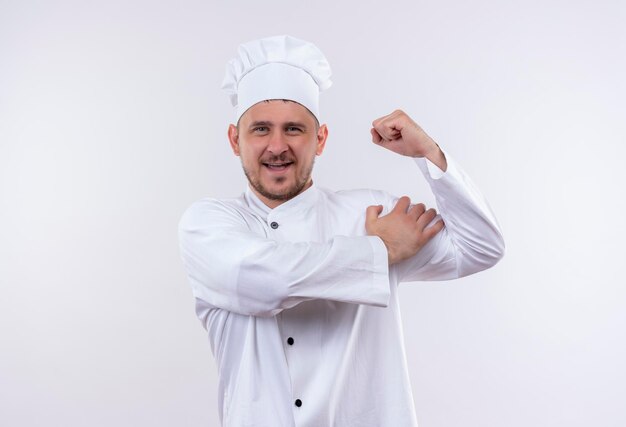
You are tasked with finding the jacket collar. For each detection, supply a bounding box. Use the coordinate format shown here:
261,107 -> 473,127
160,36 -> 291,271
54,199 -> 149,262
244,183 -> 319,220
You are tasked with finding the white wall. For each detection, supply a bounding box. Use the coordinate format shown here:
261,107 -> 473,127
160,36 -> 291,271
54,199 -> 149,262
1,0 -> 625,426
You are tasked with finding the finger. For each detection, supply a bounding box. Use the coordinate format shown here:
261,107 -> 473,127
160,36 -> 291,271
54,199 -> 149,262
370,128 -> 383,144
374,113 -> 408,140
365,205 -> 383,226
374,122 -> 398,141
372,109 -> 404,128
416,208 -> 438,229
408,203 -> 426,220
371,113 -> 391,129
422,219 -> 445,240
391,196 -> 411,214
372,118 -> 396,142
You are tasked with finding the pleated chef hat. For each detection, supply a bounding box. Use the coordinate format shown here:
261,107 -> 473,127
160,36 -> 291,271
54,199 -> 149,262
222,35 -> 332,123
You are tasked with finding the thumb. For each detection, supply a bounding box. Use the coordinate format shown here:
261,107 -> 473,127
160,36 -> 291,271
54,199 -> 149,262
366,205 -> 383,227
370,128 -> 383,144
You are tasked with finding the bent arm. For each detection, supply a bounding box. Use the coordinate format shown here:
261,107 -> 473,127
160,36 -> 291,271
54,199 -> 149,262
178,200 -> 390,317
395,153 -> 505,282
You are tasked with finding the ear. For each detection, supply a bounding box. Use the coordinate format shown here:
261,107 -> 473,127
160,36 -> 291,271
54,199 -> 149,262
316,124 -> 328,156
228,124 -> 240,156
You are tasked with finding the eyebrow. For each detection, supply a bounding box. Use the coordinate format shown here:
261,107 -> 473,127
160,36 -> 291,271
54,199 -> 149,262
248,121 -> 308,130
285,121 -> 307,130
249,121 -> 273,129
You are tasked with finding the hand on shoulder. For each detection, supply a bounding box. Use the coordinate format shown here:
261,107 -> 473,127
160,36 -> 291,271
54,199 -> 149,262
365,196 -> 445,265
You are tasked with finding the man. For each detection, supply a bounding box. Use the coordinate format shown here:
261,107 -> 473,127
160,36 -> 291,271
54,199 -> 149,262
179,35 -> 504,427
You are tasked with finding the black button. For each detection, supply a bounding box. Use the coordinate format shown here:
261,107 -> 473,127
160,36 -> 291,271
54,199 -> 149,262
287,337 -> 294,345
270,221 -> 279,229
294,399 -> 302,407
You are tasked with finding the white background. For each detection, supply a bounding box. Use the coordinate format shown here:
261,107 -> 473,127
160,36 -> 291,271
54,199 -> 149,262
1,0 -> 625,426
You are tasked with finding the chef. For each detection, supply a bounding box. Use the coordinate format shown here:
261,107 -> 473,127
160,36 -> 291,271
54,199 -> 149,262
178,35 -> 504,427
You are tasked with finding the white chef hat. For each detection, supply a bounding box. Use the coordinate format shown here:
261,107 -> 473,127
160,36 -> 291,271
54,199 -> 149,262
221,35 -> 332,123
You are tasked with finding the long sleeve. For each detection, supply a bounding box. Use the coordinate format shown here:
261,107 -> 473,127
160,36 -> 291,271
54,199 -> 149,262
394,152 -> 505,282
178,198 -> 390,317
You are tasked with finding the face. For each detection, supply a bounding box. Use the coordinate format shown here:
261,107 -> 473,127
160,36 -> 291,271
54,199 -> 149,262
228,100 -> 328,208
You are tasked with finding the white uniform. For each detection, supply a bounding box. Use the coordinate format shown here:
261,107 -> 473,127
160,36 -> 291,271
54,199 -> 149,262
178,154 -> 504,427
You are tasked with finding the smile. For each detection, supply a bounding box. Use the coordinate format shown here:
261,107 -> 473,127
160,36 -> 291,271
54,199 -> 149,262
263,162 -> 294,171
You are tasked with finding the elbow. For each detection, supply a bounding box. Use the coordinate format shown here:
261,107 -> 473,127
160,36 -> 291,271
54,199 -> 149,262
234,286 -> 305,318
478,223 -> 506,268
458,231 -> 505,278
234,262 -> 302,317
496,234 -> 506,262
486,231 -> 506,266
191,272 -> 291,318
237,284 -> 290,317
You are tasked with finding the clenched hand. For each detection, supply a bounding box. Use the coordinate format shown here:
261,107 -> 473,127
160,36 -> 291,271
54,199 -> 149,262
371,109 -> 447,171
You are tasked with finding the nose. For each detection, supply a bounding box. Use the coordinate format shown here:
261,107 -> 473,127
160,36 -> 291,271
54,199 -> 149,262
267,131 -> 288,155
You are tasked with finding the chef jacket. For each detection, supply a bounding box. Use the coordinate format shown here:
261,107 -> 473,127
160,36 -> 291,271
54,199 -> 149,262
178,153 -> 505,427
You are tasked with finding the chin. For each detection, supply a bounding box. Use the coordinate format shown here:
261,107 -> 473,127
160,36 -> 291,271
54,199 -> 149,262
267,187 -> 297,199
260,180 -> 307,201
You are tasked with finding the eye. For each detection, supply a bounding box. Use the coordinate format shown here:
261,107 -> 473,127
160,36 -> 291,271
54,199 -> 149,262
286,126 -> 303,133
253,126 -> 269,133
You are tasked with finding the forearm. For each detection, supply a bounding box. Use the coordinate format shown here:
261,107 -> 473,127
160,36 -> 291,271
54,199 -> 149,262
179,200 -> 390,316
422,140 -> 448,172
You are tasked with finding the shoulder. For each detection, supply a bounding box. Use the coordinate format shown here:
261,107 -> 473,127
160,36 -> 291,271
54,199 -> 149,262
179,196 -> 248,230
318,187 -> 396,210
